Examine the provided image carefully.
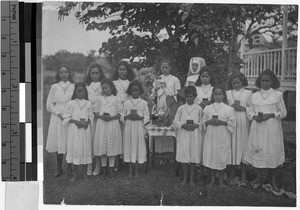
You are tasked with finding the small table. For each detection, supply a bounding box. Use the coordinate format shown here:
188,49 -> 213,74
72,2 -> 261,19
145,125 -> 179,176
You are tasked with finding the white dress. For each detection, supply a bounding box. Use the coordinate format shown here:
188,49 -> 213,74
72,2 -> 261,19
244,88 -> 287,168
113,78 -> 130,104
173,103 -> 203,163
152,74 -> 181,153
113,78 -> 130,135
195,84 -> 213,104
46,81 -> 75,154
63,99 -> 93,165
122,97 -> 150,163
226,88 -> 252,165
87,81 -> 102,104
93,95 -> 123,156
202,102 -> 235,170
87,81 -> 102,153
195,84 -> 213,158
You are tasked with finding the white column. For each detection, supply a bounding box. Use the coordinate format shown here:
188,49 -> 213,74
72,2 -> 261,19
239,23 -> 246,74
281,5 -> 288,81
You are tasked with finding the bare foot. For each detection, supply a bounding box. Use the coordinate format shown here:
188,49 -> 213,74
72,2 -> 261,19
250,178 -> 261,189
181,178 -> 187,186
240,178 -> 248,186
271,181 -> 280,193
250,178 -> 260,185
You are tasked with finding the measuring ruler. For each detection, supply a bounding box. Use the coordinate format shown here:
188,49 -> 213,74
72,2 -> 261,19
1,1 -> 20,181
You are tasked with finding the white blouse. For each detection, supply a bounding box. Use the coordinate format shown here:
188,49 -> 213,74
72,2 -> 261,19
87,81 -> 102,104
121,97 -> 150,125
93,95 -> 123,116
248,88 -> 287,120
46,81 -> 75,115
113,78 -> 130,103
195,84 -> 213,104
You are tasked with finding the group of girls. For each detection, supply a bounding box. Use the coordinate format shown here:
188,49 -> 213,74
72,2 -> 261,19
46,57 -> 287,194
46,61 -> 149,183
175,57 -> 287,194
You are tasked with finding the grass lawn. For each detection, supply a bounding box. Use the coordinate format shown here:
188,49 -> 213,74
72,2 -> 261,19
43,114 -> 296,206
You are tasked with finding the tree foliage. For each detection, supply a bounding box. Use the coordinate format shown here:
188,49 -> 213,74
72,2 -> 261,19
57,2 -> 298,85
43,50 -> 96,73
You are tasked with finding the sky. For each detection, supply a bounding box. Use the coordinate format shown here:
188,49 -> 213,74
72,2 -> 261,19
42,1 -> 111,56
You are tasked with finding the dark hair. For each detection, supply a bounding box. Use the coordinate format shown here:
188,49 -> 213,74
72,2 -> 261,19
126,80 -> 144,96
255,69 -> 280,89
194,66 -> 216,86
210,85 -> 227,104
184,85 -> 197,97
55,64 -> 73,83
227,72 -> 248,90
112,60 -> 135,81
85,63 -> 106,85
71,82 -> 88,100
101,78 -> 117,96
160,58 -> 171,66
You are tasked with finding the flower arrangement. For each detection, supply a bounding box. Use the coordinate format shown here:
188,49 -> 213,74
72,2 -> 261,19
150,111 -> 171,127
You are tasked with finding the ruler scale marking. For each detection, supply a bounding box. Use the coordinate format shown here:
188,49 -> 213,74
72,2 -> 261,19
1,1 -> 20,181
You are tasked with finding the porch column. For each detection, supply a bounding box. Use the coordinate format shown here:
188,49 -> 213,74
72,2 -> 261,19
240,24 -> 246,74
281,5 -> 288,81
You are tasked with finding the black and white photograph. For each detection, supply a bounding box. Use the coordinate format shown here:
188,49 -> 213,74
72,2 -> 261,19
42,1 -> 297,206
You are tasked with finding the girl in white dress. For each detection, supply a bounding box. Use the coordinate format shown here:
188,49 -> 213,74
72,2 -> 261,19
112,61 -> 135,170
46,64 -> 75,177
150,59 -> 181,154
173,86 -> 203,186
226,72 -> 252,185
63,82 -> 93,183
244,69 -> 287,194
202,86 -> 235,188
194,66 -> 215,109
85,63 -> 106,175
93,79 -> 123,177
112,60 -> 135,104
185,57 -> 206,86
122,80 -> 150,177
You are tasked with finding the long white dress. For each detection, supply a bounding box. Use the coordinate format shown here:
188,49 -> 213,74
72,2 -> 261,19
122,97 -> 150,163
113,78 -> 130,104
46,81 -> 75,154
173,103 -> 203,163
152,74 -> 181,153
63,99 -> 93,165
243,88 -> 287,168
202,102 -> 235,170
195,84 -> 213,105
113,78 -> 130,135
195,83 -> 213,160
93,95 -> 123,156
226,88 -> 252,165
87,81 -> 102,154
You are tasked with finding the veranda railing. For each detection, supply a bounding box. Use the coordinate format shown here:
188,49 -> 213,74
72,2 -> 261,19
241,47 -> 297,82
